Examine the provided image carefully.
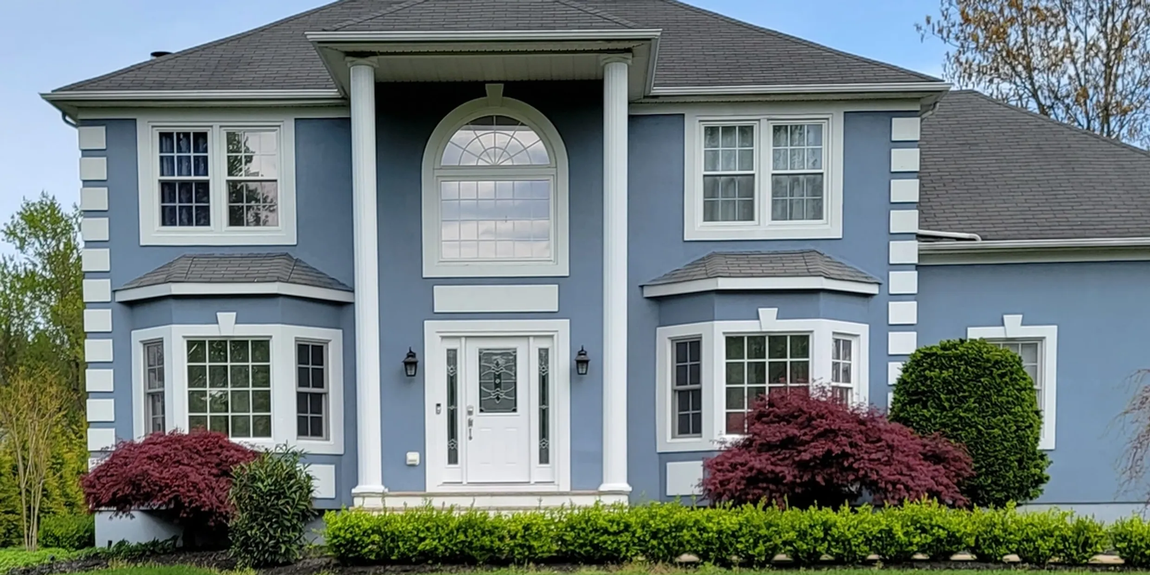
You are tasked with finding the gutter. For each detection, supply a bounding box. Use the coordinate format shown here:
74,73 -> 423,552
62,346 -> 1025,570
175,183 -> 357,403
42,89 -> 345,102
647,81 -> 951,97
918,237 -> 1150,252
304,29 -> 664,42
918,229 -> 982,242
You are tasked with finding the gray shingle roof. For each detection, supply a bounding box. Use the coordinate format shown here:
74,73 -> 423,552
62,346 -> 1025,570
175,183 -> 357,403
54,0 -> 938,93
119,254 -> 352,292
646,250 -> 880,286
919,90 -> 1150,241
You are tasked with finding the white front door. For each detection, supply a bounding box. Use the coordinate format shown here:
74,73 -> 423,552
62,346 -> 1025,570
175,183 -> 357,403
464,337 -> 531,483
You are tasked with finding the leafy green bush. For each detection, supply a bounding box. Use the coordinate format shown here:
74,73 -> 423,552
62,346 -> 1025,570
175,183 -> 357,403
37,513 -> 94,550
1111,516 -> 1150,567
91,536 -> 180,560
0,547 -> 80,571
890,339 -> 1050,507
227,447 -> 315,567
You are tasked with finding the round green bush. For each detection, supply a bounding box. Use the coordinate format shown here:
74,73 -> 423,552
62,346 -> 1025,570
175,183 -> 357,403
227,446 -> 314,567
890,338 -> 1049,507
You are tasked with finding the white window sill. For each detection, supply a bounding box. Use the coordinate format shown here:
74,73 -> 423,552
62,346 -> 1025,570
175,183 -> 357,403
423,261 -> 569,278
685,222 -> 842,241
141,228 -> 297,246
658,436 -> 715,453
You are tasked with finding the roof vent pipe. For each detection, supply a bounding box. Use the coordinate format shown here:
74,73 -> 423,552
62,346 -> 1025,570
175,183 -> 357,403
150,51 -> 172,59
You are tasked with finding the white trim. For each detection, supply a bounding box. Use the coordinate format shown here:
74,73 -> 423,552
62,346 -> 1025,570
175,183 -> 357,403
83,279 -> 112,303
46,90 -> 343,102
968,314 -> 1057,450
306,29 -> 662,42
82,217 -> 110,242
87,399 -> 115,423
891,117 -> 921,141
642,276 -> 880,298
919,237 -> 1150,264
82,249 -> 110,272
665,461 -> 704,496
890,148 -> 920,172
655,313 -> 870,453
630,100 -> 925,115
890,179 -> 920,203
80,157 -> 107,181
134,112 -> 299,246
130,323 -> 345,454
421,96 -> 570,278
683,106 -> 844,241
86,368 -> 114,392
87,428 -> 116,451
888,270 -> 918,294
308,464 -> 337,499
78,126 -> 106,150
650,81 -> 950,97
888,331 -> 918,355
433,284 -> 559,313
84,309 -> 113,333
888,361 -> 904,385
85,339 -> 113,362
355,491 -> 629,510
889,240 -> 918,264
423,319 -> 571,493
889,209 -> 919,234
888,301 -> 918,325
114,282 -> 354,304
80,187 -> 109,211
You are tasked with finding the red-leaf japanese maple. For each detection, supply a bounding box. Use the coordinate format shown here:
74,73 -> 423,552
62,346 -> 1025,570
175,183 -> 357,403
702,392 -> 973,508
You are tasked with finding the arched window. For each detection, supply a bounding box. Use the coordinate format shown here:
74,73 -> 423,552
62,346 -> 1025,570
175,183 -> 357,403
423,94 -> 568,277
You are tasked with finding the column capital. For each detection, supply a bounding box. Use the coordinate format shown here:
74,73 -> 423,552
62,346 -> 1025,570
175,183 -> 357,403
599,54 -> 632,67
346,56 -> 379,69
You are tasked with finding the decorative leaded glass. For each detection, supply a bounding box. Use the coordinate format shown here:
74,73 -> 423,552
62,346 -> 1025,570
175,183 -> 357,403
446,349 -> 459,465
478,348 -> 517,413
539,348 -> 550,464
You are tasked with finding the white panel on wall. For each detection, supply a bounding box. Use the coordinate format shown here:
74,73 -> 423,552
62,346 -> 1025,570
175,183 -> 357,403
888,361 -> 904,385
84,309 -> 113,333
888,271 -> 919,295
83,279 -> 112,303
82,218 -> 110,242
888,331 -> 918,356
433,284 -> 560,313
86,368 -> 114,392
85,339 -> 114,363
888,301 -> 918,325
889,241 -> 918,264
889,209 -> 919,234
890,179 -> 920,203
891,117 -> 922,141
80,187 -> 109,211
82,249 -> 110,272
78,126 -> 107,150
309,464 -> 337,499
86,399 -> 115,423
79,157 -> 108,181
87,428 -> 116,451
665,460 -> 704,496
890,148 -> 921,173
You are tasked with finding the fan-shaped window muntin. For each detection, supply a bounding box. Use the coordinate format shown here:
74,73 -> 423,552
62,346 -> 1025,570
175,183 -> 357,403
441,115 -> 551,167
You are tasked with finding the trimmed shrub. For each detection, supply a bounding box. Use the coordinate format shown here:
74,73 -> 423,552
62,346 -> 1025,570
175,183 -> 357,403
1111,516 -> 1150,568
701,392 -> 973,508
81,431 -> 258,548
228,446 -> 315,567
38,513 -> 94,550
554,504 -> 639,563
890,339 -> 1050,507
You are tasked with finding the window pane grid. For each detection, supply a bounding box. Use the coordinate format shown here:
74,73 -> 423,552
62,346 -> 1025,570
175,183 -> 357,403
442,115 -> 550,166
186,339 -> 272,439
295,342 -> 327,440
725,334 -> 810,434
672,339 -> 703,438
439,180 -> 552,261
225,130 -> 279,228
991,340 -> 1043,409
144,341 -> 166,433
770,123 -> 825,222
702,124 -> 755,223
831,336 -> 853,404
158,130 -> 211,228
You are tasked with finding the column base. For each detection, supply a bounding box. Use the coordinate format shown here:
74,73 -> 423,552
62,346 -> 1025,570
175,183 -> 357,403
597,482 -> 633,494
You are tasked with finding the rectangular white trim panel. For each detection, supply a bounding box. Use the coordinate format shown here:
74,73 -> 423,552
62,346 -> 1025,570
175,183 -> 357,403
889,240 -> 919,264
890,209 -> 919,234
80,157 -> 108,181
87,427 -> 116,451
80,187 -> 109,211
115,282 -> 354,304
888,301 -> 918,325
83,279 -> 112,303
86,399 -> 115,423
85,339 -> 114,362
888,331 -> 918,355
890,179 -> 920,203
666,461 -> 704,496
433,284 -> 559,313
84,309 -> 113,333
888,361 -> 904,385
82,218 -> 110,242
890,148 -> 921,173
82,249 -> 110,272
888,271 -> 919,295
643,276 -> 880,298
308,464 -> 337,499
891,117 -> 921,141
86,368 -> 114,392
78,126 -> 107,150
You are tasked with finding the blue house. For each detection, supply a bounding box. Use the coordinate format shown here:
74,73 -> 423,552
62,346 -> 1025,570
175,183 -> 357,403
44,0 -> 1150,542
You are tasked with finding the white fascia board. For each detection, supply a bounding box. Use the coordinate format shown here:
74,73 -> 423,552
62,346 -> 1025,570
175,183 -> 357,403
648,81 -> 951,97
641,276 -> 880,298
920,237 -> 1150,251
115,282 -> 355,304
918,237 -> 1150,265
42,89 -> 343,102
305,29 -> 663,42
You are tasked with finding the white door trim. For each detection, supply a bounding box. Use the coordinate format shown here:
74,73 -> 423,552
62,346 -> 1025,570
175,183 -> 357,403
424,319 -> 571,493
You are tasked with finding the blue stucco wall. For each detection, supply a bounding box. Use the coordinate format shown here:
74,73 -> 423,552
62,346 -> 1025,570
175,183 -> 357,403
918,261 -> 1150,506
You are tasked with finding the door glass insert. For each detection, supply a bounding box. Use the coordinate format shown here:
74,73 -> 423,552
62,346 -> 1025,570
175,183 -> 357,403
478,348 -> 517,413
446,349 -> 459,465
539,348 -> 550,464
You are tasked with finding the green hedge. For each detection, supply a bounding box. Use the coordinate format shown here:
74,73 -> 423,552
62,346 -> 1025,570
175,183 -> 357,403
325,501 -> 1130,567
38,514 -> 94,550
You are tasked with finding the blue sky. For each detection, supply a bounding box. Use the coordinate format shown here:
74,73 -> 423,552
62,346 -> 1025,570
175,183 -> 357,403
0,0 -> 945,240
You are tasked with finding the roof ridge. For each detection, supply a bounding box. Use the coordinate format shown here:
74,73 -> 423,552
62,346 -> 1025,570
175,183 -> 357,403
943,90 -> 1150,160
550,0 -> 643,29
652,0 -> 940,84
330,0 -> 431,31
55,0 -> 360,93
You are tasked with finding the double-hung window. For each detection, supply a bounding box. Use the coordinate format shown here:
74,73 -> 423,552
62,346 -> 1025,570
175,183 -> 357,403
724,334 -> 811,434
296,342 -> 328,440
990,340 -> 1043,414
831,335 -> 855,404
186,339 -> 273,439
672,339 -> 703,438
143,341 -> 166,433
968,315 -> 1057,450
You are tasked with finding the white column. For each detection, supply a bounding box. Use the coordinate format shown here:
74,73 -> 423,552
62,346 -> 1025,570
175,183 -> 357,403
600,55 -> 632,494
348,58 -> 385,496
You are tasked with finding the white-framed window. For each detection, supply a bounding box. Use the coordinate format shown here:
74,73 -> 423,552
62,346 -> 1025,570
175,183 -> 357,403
683,107 -> 843,241
135,111 -> 300,246
968,314 -> 1058,450
130,323 -> 343,454
655,310 -> 869,452
143,340 -> 166,433
672,338 -> 703,438
422,93 -> 569,277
